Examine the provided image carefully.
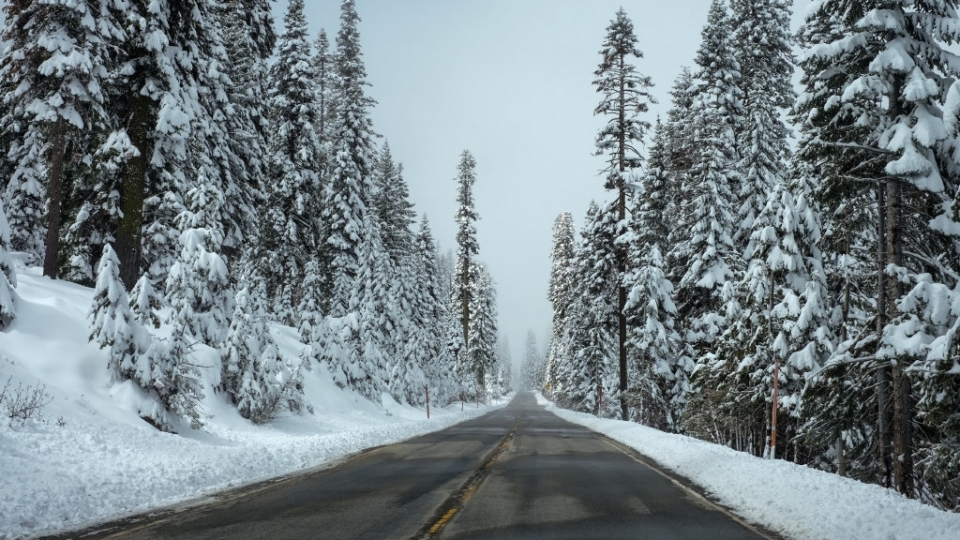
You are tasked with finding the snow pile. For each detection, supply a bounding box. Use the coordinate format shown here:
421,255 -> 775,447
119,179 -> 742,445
0,268 -> 501,540
540,395 -> 960,540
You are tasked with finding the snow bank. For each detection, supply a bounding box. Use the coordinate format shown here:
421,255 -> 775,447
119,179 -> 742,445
539,395 -> 960,540
0,268 -> 503,540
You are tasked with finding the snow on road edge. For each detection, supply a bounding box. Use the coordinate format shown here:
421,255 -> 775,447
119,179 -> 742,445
1,400 -> 505,540
537,394 -> 960,540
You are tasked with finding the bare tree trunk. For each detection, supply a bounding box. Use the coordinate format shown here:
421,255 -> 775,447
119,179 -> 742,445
115,91 -> 152,290
617,55 -> 629,422
885,176 -> 914,497
876,180 -> 893,489
42,118 -> 66,279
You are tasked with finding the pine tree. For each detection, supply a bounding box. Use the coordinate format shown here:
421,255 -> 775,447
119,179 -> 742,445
730,0 -> 794,249
258,0 -> 323,324
467,264 -> 499,401
546,212 -> 576,396
217,0 -> 275,268
223,282 -> 304,423
0,200 -> 16,329
371,142 -> 416,263
324,0 -> 378,317
415,217 -> 457,405
672,0 -> 741,365
794,0 -> 960,500
559,201 -> 620,416
0,0 -> 123,274
593,8 -> 655,420
168,182 -> 231,347
454,150 -> 479,358
622,123 -> 686,429
113,0 -> 234,289
313,29 -> 337,155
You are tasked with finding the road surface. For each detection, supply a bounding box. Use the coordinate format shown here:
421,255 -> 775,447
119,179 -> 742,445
63,393 -> 772,540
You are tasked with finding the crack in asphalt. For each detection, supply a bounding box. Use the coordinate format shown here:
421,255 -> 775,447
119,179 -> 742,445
410,418 -> 520,539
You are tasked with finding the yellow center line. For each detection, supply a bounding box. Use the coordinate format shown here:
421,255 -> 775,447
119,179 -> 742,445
428,509 -> 458,534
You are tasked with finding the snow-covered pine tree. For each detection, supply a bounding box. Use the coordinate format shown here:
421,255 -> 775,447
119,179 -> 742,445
545,212 -> 576,397
663,67 -> 697,205
454,150 -> 480,353
730,0 -> 794,250
323,0 -> 379,317
794,0 -> 960,500
467,264 -> 499,401
129,273 -> 161,330
217,0 -> 275,268
415,217 -> 457,404
0,0 -> 123,273
0,200 -> 16,329
672,0 -> 742,416
522,331 -> 546,392
558,201 -> 620,416
223,281 -> 304,424
622,122 -> 687,429
789,0 -> 882,482
313,29 -> 337,158
325,222 -> 393,402
168,181 -> 231,347
109,0 -> 234,290
89,244 -> 170,426
593,7 -> 654,420
372,142 -> 417,263
258,0 -> 323,324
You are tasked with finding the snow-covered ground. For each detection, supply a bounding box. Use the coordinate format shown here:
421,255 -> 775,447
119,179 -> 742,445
0,266 -> 503,540
538,395 -> 960,540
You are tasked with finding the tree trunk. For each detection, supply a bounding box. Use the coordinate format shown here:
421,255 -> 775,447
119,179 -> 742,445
42,118 -> 66,279
885,176 -> 914,497
115,91 -> 152,290
617,55 -> 629,422
876,180 -> 893,488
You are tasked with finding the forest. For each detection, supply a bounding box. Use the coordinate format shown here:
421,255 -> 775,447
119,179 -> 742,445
524,0 -> 960,512
0,0 -> 509,432
3,0 -> 960,519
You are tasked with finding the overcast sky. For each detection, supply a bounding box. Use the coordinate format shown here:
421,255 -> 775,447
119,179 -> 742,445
275,0 -> 813,366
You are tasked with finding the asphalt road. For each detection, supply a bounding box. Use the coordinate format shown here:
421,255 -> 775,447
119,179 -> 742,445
70,393 -> 771,540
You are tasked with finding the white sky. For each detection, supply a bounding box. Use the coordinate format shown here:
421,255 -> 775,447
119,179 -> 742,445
278,0 -> 814,365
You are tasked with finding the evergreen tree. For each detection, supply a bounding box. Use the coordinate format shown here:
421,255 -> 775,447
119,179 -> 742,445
454,150 -> 479,358
324,0 -> 378,316
546,212 -> 576,396
169,182 -> 231,347
223,282 -> 304,423
371,142 -> 416,262
559,201 -> 620,416
0,200 -> 16,329
0,0 -> 123,273
313,29 -> 337,155
416,217 -> 457,405
672,0 -> 741,365
593,7 -> 654,420
622,124 -> 686,428
467,264 -> 499,400
730,0 -> 794,248
259,0 -> 323,324
217,0 -> 275,268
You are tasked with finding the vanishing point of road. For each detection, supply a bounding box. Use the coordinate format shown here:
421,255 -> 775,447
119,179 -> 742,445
64,393 -> 775,540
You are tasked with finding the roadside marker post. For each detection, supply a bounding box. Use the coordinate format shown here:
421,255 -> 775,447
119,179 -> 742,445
426,386 -> 430,419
